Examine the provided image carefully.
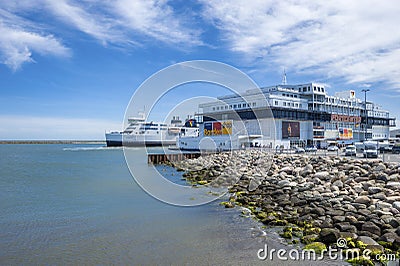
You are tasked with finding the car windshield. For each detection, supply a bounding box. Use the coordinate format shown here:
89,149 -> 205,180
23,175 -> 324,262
365,145 -> 376,150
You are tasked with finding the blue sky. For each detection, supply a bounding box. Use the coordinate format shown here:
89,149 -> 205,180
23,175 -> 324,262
0,0 -> 399,139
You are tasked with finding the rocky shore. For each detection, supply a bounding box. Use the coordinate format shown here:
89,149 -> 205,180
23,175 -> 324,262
173,150 -> 400,265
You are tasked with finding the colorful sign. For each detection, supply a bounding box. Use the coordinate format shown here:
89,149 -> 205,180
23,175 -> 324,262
331,114 -> 361,123
339,128 -> 353,139
282,121 -> 300,139
204,120 -> 232,136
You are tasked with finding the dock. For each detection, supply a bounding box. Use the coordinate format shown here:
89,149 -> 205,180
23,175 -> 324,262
147,153 -> 202,164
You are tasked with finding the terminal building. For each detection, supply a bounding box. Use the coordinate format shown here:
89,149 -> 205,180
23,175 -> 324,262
195,82 -> 396,149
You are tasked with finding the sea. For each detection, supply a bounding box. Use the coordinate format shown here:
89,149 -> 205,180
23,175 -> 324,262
0,144 -> 339,265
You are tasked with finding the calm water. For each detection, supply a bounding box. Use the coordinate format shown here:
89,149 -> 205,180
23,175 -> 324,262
0,144 -> 337,265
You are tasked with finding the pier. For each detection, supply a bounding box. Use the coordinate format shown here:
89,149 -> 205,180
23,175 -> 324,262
147,153 -> 202,164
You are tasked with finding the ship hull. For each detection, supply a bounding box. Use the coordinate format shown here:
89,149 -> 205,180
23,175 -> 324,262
105,132 -> 176,147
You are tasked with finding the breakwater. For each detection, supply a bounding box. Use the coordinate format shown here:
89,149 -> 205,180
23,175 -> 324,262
173,150 -> 400,265
0,140 -> 106,144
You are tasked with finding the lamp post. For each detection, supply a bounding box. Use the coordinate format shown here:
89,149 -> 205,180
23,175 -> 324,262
361,89 -> 370,141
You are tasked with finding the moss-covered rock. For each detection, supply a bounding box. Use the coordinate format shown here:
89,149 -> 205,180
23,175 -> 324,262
347,256 -> 374,266
301,234 -> 319,244
356,241 -> 368,250
280,231 -> 292,239
304,242 -> 327,254
219,201 -> 234,208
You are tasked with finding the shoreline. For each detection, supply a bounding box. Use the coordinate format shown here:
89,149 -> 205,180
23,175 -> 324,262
0,140 -> 106,144
173,150 -> 400,265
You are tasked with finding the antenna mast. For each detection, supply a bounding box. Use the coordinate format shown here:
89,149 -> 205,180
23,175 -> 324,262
282,68 -> 287,85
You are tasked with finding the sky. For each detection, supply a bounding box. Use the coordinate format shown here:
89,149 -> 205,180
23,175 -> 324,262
0,0 -> 399,140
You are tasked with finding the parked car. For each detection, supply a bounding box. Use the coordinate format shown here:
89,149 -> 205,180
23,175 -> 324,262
363,145 -> 378,158
327,145 -> 339,152
379,146 -> 392,153
305,145 -> 317,152
345,145 -> 357,156
392,145 -> 400,154
294,146 -> 305,153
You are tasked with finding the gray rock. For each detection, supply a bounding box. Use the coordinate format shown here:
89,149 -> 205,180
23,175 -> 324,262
393,201 -> 400,211
354,196 -> 370,204
345,215 -> 358,224
336,223 -> 357,233
368,186 -> 383,194
357,235 -> 379,245
314,171 -> 330,180
378,232 -> 400,243
277,179 -> 290,187
361,221 -> 381,236
332,216 -> 346,223
386,181 -> 400,190
332,180 -> 343,188
319,228 -> 340,244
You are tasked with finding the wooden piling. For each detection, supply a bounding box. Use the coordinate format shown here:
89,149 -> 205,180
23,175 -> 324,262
147,152 -> 203,164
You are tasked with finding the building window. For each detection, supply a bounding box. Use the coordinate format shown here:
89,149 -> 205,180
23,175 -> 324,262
233,104 -> 237,108
213,107 -> 215,111
283,102 -> 286,106
216,106 -> 219,110
313,86 -> 316,91
238,104 -> 241,108
252,102 -> 256,106
274,101 -> 278,105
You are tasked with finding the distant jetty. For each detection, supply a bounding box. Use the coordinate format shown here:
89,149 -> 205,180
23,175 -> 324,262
0,140 -> 106,144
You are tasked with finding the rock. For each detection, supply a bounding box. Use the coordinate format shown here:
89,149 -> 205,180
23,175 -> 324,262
304,242 -> 327,254
386,181 -> 400,190
375,201 -> 392,210
376,173 -> 388,182
386,196 -> 400,203
361,222 -> 381,236
277,179 -> 290,187
332,216 -> 346,223
389,218 -> 400,228
354,196 -> 371,205
311,207 -> 325,216
345,215 -> 358,224
301,234 -> 319,244
326,209 -> 345,216
279,166 -> 294,174
332,180 -> 343,188
378,232 -> 400,243
336,223 -> 357,233
313,171 -> 330,180
357,235 -> 379,246
374,163 -> 386,172
319,228 -> 340,244
368,186 -> 382,194
393,201 -> 400,211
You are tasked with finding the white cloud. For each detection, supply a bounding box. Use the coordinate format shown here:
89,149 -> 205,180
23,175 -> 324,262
0,9 -> 70,70
43,0 -> 123,45
201,0 -> 400,89
0,115 -> 122,140
0,0 -> 202,69
110,0 -> 202,46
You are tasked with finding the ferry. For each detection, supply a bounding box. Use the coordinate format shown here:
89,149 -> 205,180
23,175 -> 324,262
105,113 -> 198,147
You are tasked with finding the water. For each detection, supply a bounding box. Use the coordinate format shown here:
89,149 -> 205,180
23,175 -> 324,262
0,144 -> 337,265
